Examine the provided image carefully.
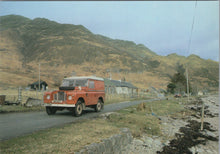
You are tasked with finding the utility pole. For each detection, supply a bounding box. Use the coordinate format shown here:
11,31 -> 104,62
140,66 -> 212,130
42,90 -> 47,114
108,68 -> 112,80
18,86 -> 22,104
39,63 -> 41,91
185,0 -> 197,102
186,65 -> 189,102
186,67 -> 190,102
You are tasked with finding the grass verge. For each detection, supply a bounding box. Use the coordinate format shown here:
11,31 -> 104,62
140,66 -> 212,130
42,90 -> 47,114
0,98 -> 189,153
108,98 -> 188,138
105,96 -> 149,105
0,105 -> 45,113
0,119 -> 120,153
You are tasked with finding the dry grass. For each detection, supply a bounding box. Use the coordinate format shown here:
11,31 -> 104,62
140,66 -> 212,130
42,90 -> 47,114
0,105 -> 44,113
0,89 -> 43,105
0,118 -> 119,153
0,53 -> 170,90
0,89 -> 45,113
136,102 -> 146,111
105,94 -> 141,105
111,98 -> 189,138
108,112 -> 160,138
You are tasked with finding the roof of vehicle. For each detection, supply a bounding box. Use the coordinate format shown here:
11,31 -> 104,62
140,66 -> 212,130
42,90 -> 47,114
64,76 -> 104,81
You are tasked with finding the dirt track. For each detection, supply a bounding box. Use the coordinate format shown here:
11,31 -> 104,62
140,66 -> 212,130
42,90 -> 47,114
0,98 -> 159,141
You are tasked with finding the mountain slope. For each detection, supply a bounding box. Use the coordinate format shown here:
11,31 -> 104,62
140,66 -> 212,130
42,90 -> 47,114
0,15 -> 218,91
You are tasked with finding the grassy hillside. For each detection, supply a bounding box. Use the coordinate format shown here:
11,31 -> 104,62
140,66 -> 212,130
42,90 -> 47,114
0,15 -> 218,91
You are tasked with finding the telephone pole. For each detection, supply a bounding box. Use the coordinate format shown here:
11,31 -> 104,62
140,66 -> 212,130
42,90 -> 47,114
186,67 -> 190,102
109,69 -> 112,80
107,68 -> 112,80
39,63 -> 41,91
186,1 -> 197,102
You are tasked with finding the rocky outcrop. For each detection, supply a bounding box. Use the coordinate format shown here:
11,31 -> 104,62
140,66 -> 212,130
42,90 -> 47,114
75,128 -> 133,154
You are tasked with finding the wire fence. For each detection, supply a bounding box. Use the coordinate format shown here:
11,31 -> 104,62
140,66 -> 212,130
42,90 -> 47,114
0,87 -> 44,105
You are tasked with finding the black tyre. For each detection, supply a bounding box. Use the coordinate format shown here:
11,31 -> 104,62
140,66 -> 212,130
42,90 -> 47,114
46,107 -> 57,115
95,99 -> 103,112
74,100 -> 83,117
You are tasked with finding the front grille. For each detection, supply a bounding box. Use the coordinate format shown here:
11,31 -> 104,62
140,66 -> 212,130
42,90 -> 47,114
53,92 -> 66,101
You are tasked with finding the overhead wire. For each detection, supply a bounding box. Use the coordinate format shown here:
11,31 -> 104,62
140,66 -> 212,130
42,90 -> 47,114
187,0 -> 197,55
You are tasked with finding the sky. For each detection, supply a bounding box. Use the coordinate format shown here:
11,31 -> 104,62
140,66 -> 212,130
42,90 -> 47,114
0,1 -> 219,61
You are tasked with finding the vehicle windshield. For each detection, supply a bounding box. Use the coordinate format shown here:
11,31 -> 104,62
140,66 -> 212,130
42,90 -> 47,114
61,79 -> 88,87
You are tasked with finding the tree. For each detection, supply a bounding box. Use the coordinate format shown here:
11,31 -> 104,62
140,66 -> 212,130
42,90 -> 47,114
171,73 -> 187,85
167,83 -> 176,94
176,62 -> 185,74
167,64 -> 191,94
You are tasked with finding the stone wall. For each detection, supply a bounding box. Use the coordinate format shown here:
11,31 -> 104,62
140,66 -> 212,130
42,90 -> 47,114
75,128 -> 133,154
25,97 -> 42,107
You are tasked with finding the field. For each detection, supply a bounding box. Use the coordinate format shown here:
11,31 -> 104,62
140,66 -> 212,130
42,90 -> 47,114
0,88 -> 44,113
0,98 -> 188,153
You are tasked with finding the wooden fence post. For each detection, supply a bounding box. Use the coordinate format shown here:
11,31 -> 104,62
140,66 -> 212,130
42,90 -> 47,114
18,87 -> 22,104
201,101 -> 205,131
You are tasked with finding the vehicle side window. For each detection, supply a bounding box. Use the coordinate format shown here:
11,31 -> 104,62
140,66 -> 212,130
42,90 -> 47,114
75,80 -> 87,87
69,80 -> 75,87
89,81 -> 95,89
61,79 -> 75,87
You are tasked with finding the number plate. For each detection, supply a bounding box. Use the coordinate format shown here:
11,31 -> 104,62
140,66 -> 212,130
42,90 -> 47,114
52,100 -> 63,103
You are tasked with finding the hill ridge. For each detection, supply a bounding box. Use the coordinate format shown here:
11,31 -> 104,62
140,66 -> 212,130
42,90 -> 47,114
0,15 -> 218,91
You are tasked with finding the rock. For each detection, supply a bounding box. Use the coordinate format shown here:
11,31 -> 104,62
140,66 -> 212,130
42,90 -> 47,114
196,148 -> 204,153
99,112 -> 118,119
189,147 -> 196,154
205,130 -> 216,138
25,97 -> 42,106
206,149 -> 214,154
102,138 -> 112,153
154,139 -> 162,146
152,135 -> 159,138
120,128 -> 130,134
96,142 -> 105,153
133,139 -> 144,146
143,137 -> 153,146
78,149 -> 87,154
86,143 -> 99,153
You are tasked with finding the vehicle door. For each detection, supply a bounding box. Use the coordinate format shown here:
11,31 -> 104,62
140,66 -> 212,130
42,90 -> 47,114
87,80 -> 96,105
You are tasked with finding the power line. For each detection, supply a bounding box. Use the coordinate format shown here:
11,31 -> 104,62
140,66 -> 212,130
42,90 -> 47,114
187,0 -> 197,55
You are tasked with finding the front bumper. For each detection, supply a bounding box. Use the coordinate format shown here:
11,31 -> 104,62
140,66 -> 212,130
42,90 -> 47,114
44,103 -> 76,107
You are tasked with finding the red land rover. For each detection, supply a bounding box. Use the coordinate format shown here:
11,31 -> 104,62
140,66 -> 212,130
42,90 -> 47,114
44,76 -> 105,116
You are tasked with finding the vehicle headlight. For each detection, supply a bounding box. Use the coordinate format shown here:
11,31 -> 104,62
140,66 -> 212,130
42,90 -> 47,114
68,95 -> 72,100
46,95 -> 51,100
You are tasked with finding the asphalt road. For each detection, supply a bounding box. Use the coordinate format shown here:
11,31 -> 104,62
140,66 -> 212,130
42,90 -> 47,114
0,98 -> 159,141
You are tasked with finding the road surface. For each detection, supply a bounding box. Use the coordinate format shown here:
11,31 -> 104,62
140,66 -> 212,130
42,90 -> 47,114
0,98 -> 159,141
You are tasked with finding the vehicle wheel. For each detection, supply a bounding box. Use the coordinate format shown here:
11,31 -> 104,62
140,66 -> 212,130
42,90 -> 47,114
74,101 -> 83,117
46,107 -> 57,115
95,99 -> 103,112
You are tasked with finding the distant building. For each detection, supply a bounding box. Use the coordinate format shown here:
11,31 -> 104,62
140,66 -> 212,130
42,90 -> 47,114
104,78 -> 138,96
28,80 -> 48,91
